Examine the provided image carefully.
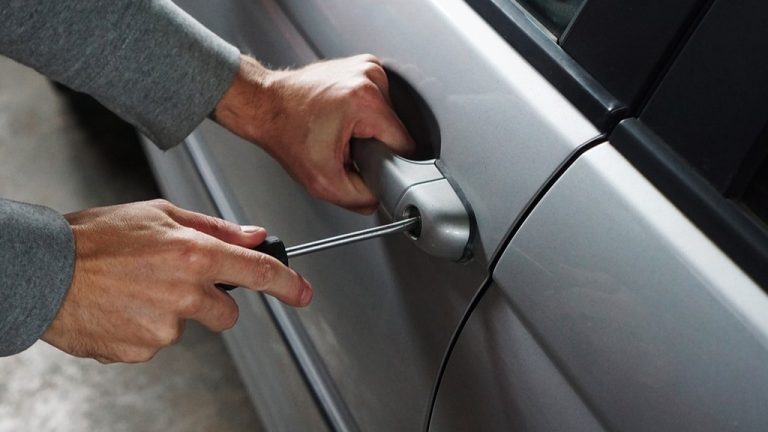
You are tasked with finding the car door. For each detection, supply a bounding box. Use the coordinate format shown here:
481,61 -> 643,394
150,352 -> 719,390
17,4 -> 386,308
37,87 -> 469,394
430,0 -> 768,430
155,0 -> 601,430
148,0 -> 768,430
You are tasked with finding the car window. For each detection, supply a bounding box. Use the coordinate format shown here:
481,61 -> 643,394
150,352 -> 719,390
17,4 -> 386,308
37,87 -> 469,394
612,0 -> 768,288
503,0 -> 585,37
638,0 -> 768,229
467,0 -> 711,126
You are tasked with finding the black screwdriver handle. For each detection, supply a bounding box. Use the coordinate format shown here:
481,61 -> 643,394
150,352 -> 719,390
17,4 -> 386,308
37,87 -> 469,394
216,236 -> 289,291
255,236 -> 289,266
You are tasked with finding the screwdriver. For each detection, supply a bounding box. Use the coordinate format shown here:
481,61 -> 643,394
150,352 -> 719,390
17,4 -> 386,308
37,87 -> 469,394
217,217 -> 420,290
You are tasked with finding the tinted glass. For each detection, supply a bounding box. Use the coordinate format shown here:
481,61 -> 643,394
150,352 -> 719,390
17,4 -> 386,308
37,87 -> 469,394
508,0 -> 586,36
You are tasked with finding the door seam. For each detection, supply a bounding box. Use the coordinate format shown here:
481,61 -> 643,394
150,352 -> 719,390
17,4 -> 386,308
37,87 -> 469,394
423,134 -> 608,431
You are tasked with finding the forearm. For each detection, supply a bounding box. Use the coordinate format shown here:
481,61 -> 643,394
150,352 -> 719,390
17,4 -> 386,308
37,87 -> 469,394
0,200 -> 75,356
0,0 -> 240,148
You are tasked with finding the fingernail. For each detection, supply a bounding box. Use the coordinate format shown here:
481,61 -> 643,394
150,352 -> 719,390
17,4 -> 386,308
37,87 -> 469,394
241,225 -> 265,234
299,277 -> 313,306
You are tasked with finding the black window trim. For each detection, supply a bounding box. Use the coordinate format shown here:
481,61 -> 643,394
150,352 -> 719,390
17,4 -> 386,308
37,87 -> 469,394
559,0 -> 712,110
613,120 -> 768,288
466,0 -> 711,127
620,0 -> 768,288
468,0 -> 768,288
465,0 -> 626,131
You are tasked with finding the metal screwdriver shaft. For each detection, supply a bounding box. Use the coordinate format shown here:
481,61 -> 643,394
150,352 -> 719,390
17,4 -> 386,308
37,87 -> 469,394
217,217 -> 420,291
286,217 -> 420,258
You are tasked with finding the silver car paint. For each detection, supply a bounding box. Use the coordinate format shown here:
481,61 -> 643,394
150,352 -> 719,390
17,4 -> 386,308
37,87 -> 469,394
430,283 -> 605,432
162,0 -> 602,429
432,143 -> 768,431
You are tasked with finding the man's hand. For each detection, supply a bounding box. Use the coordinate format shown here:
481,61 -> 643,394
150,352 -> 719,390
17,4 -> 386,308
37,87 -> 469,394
213,54 -> 415,214
41,199 -> 312,363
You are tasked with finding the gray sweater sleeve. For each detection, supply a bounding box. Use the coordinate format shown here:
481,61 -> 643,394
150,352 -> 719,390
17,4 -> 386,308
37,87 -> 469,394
0,200 -> 75,356
0,1 -> 241,355
0,0 -> 241,149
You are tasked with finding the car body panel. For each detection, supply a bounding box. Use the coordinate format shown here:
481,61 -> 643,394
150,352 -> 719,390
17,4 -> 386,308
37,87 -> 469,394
433,143 -> 768,431
429,282 -> 605,432
161,0 -> 602,430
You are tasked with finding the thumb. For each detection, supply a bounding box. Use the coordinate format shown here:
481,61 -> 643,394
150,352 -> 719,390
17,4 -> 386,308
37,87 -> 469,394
345,170 -> 379,214
324,166 -> 378,214
356,104 -> 416,157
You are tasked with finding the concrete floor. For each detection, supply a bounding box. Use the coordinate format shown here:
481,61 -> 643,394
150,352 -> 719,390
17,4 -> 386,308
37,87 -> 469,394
0,57 -> 263,431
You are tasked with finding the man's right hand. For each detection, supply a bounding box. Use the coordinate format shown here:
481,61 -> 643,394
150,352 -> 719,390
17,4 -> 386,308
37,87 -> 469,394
41,199 -> 312,364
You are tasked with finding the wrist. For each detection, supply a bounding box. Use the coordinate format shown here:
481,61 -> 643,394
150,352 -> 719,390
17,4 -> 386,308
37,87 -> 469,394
213,55 -> 280,146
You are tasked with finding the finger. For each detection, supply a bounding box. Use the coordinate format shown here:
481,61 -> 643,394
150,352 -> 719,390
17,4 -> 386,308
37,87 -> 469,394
165,206 -> 267,247
100,344 -> 159,364
173,320 -> 187,345
210,242 -> 314,307
362,63 -> 390,99
355,102 -> 416,156
357,53 -> 382,66
313,161 -> 378,212
340,170 -> 378,214
184,286 -> 240,332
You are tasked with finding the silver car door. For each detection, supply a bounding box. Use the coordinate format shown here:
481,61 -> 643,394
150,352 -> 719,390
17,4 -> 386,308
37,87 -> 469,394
431,143 -> 768,431
162,0 -> 597,430
431,0 -> 768,429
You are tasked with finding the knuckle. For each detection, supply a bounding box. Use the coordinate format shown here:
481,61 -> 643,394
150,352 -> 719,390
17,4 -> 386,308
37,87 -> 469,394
177,290 -> 205,317
198,215 -> 231,234
117,346 -> 157,364
173,230 -> 212,273
251,253 -> 277,287
359,53 -> 380,64
133,349 -> 157,363
148,198 -> 174,212
208,217 -> 231,233
349,82 -> 384,110
362,63 -> 385,78
352,80 -> 379,98
153,323 -> 183,346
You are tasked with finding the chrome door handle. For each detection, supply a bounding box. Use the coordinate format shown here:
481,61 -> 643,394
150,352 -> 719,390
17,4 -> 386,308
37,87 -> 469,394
353,139 -> 472,261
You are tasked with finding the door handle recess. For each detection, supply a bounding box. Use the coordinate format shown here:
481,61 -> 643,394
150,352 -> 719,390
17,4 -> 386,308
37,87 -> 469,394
353,139 -> 472,261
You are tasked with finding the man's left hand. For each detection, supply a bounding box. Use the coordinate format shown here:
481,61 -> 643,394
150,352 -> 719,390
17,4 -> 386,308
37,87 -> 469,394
213,54 -> 415,214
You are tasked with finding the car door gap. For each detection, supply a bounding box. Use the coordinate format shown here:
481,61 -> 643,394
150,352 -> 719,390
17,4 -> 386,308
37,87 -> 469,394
421,274 -> 493,431
424,133 -> 608,431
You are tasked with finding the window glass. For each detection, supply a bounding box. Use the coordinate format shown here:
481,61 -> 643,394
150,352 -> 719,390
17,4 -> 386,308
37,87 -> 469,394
506,0 -> 586,37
